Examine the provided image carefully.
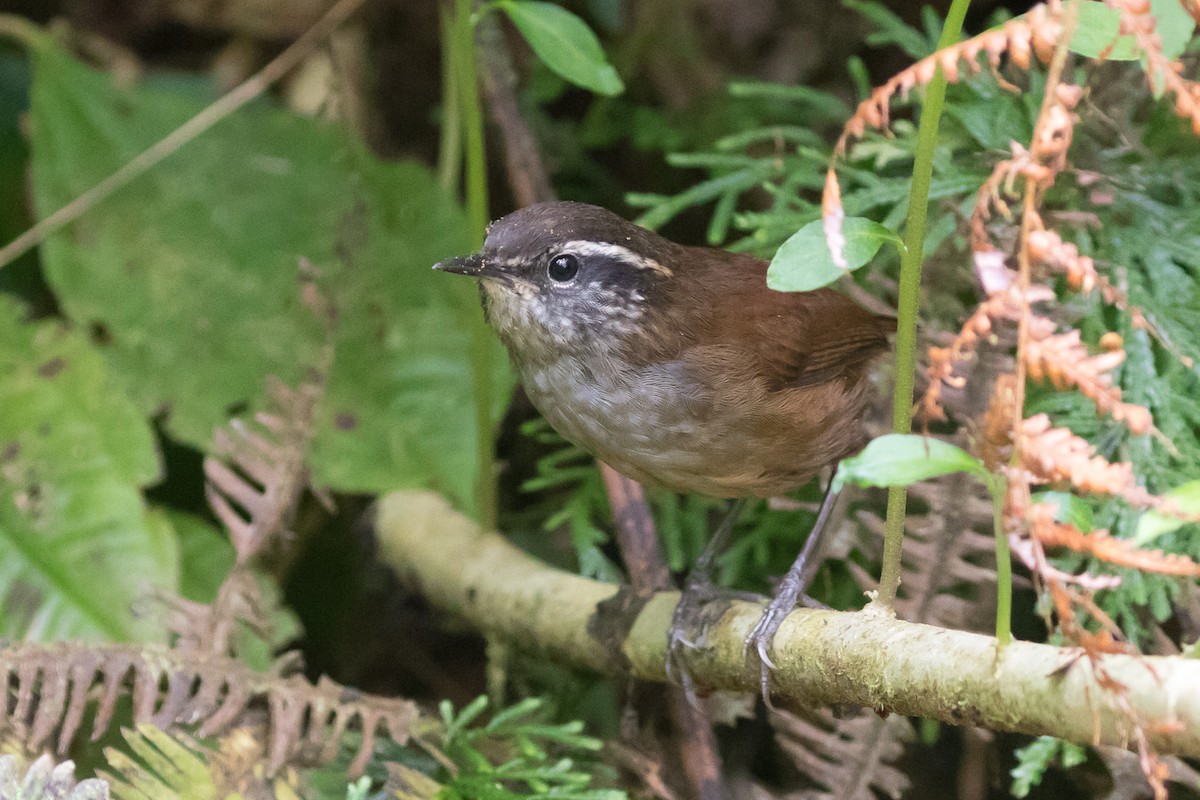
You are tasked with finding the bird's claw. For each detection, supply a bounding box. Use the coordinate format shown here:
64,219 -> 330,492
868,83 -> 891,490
743,592 -> 823,704
665,626 -> 698,686
744,606 -> 784,705
665,577 -> 730,701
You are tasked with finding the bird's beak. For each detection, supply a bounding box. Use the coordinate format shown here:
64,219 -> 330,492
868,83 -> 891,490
433,253 -> 507,280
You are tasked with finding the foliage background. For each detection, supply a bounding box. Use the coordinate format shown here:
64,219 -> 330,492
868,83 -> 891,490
0,0 -> 1198,798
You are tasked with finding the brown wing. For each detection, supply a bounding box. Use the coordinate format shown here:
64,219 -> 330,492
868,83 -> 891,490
664,248 -> 893,391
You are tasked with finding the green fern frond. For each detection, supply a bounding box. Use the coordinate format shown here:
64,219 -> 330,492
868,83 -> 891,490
100,726 -> 217,800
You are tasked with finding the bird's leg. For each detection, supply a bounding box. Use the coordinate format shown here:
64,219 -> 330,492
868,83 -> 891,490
745,479 -> 846,701
665,497 -> 748,693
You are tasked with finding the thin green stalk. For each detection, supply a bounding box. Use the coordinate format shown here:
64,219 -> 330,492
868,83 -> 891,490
991,478 -> 1012,645
875,0 -> 971,608
457,0 -> 489,240
446,0 -> 497,528
437,3 -> 462,192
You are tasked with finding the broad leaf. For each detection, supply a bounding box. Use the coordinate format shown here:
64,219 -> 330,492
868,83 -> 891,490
1069,2 -> 1139,61
1151,0 -> 1195,62
0,295 -> 173,641
1134,479 -> 1200,545
499,1 -> 624,96
24,35 -> 512,513
1032,491 -> 1094,533
767,217 -> 901,292
833,434 -> 989,492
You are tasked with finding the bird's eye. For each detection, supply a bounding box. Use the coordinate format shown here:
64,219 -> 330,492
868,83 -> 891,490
548,253 -> 580,282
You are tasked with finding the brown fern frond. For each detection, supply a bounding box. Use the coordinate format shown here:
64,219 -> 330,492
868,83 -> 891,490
1108,0 -> 1200,134
769,707 -> 912,800
971,83 -> 1081,252
1030,503 -> 1200,576
1044,581 -> 1173,800
823,1 -> 1067,266
777,474 -> 998,797
854,476 -> 999,630
978,374 -> 1018,470
164,571 -> 271,658
836,3 -> 1063,148
1048,580 -> 1133,656
204,260 -> 336,567
920,286 -> 1055,423
1024,330 -> 1154,434
1026,229 -> 1129,307
0,640 -> 418,778
1018,414 -> 1156,505
204,374 -> 328,566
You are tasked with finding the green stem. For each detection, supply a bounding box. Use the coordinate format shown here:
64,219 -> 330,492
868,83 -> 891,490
991,478 -> 1012,646
874,0 -> 971,608
449,0 -> 497,528
437,3 -> 462,192
457,0 -> 489,240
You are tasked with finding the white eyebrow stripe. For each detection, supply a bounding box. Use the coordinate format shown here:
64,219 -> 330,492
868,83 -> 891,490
559,240 -> 673,277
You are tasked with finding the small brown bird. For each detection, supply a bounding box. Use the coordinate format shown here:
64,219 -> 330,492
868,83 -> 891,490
435,201 -> 892,684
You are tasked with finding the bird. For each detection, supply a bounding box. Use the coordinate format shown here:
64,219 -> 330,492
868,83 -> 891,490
434,200 -> 893,690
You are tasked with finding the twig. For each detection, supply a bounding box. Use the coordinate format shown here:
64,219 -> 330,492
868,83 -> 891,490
378,490 -> 1200,757
599,465 -> 671,592
475,15 -> 555,208
474,22 -> 725,798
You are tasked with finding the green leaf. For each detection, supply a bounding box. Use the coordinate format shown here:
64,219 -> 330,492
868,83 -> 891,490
0,295 -> 172,642
1069,2 -> 1140,60
1032,491 -> 1094,533
498,1 -> 624,96
1134,479 -> 1200,545
169,510 -> 234,603
24,35 -> 513,513
767,217 -> 901,292
833,434 -> 989,492
1150,0 -> 1196,61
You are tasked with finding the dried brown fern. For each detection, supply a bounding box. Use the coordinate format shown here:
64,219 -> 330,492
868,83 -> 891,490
204,262 -> 334,567
847,3 -> 1200,794
769,473 -> 1000,798
204,377 -> 324,567
0,640 -> 418,777
0,265 -> 425,781
770,707 -> 912,800
857,475 -> 1000,630
824,0 -> 1200,267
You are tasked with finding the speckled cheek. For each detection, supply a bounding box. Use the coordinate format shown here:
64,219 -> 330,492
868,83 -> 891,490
481,281 -> 558,355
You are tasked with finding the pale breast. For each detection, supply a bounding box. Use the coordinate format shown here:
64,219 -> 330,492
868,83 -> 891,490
517,352 -> 868,498
522,356 -> 705,482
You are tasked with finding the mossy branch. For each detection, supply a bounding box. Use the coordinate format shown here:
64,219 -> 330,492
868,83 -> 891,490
376,490 -> 1200,757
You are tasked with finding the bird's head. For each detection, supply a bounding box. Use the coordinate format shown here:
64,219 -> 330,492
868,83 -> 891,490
434,201 -> 679,363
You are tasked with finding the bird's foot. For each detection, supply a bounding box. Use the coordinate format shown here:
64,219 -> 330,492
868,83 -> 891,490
666,574 -> 751,700
743,589 -> 828,704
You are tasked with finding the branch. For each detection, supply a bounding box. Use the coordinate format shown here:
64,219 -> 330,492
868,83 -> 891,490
377,490 -> 1200,757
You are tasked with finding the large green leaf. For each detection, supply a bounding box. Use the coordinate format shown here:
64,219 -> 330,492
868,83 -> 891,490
1069,2 -> 1139,61
833,434 -> 990,492
767,217 -> 902,292
0,295 -> 173,641
24,35 -> 511,511
498,1 -> 624,96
